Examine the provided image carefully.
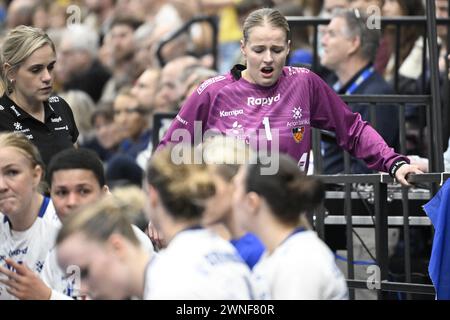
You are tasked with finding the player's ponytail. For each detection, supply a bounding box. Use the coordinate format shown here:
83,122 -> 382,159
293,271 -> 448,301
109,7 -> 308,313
146,145 -> 215,221
287,175 -> 325,213
56,186 -> 145,246
245,153 -> 325,226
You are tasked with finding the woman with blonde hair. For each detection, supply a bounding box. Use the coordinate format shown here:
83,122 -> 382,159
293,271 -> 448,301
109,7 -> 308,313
202,135 -> 265,270
159,8 -> 421,186
57,145 -> 262,299
0,132 -> 58,300
1,147 -> 154,300
56,186 -> 152,300
143,145 -> 261,299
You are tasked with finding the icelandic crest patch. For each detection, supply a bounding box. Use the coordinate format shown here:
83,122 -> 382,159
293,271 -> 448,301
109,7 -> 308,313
292,126 -> 305,143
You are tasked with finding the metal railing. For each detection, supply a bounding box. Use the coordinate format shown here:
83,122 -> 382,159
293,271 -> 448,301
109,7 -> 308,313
292,1 -> 450,299
314,173 -> 450,299
151,3 -> 450,300
313,94 -> 446,178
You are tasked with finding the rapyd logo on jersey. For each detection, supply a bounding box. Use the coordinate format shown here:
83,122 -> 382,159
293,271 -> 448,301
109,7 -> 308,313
247,93 -> 280,107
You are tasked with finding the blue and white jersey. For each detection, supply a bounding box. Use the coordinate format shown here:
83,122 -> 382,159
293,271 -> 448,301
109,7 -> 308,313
252,230 -> 348,300
144,228 -> 266,300
0,197 -> 59,300
41,224 -> 154,300
41,200 -> 61,228
41,248 -> 74,300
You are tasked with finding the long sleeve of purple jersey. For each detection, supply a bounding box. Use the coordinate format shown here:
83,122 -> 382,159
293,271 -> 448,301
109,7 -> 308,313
308,71 -> 409,173
158,79 -> 216,149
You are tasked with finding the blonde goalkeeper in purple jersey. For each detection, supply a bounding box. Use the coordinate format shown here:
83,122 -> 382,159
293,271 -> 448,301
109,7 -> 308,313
159,8 -> 422,186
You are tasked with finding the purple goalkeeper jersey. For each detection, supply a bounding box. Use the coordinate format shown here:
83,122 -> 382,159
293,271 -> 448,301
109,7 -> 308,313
159,65 -> 408,173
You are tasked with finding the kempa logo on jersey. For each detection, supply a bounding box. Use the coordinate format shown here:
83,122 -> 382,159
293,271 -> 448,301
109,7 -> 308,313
219,109 -> 244,118
247,93 -> 280,107
0,105 -> 4,111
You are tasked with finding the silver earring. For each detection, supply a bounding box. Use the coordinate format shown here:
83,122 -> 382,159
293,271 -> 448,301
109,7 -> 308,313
7,79 -> 15,94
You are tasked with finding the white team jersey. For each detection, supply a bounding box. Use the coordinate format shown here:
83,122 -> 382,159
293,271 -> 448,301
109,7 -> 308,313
144,228 -> 264,300
41,248 -> 74,300
131,225 -> 155,254
41,223 -> 154,300
0,198 -> 60,300
41,200 -> 61,228
252,230 -> 349,300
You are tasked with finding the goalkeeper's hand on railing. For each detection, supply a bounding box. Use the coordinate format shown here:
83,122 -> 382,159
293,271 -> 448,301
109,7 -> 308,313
395,163 -> 424,187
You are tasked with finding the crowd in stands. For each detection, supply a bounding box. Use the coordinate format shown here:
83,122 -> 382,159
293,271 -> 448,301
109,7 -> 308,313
0,0 -> 448,300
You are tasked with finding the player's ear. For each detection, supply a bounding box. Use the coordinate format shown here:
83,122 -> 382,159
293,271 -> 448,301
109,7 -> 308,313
3,62 -> 16,78
246,191 -> 261,217
32,165 -> 43,189
146,184 -> 159,208
347,35 -> 361,56
240,39 -> 246,58
108,233 -> 128,259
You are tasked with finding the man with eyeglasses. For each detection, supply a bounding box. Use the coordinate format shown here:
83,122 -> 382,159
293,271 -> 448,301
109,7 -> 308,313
320,9 -> 400,175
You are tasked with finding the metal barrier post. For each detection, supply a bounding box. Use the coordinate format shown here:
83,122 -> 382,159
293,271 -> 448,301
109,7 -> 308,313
427,0 -> 445,172
344,177 -> 355,300
374,181 -> 389,300
312,128 -> 323,174
399,103 -> 413,299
